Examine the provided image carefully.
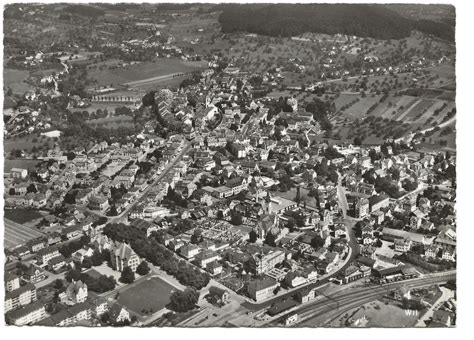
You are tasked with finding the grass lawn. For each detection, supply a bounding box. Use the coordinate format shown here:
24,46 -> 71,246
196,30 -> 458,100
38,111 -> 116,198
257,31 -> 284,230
4,208 -> 43,224
117,276 -> 177,316
353,299 -> 418,327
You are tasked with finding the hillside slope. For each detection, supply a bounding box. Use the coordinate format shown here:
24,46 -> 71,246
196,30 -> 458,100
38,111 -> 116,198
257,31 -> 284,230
217,4 -> 455,41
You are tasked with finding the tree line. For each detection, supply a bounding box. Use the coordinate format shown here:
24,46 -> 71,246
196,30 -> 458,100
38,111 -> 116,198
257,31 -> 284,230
103,223 -> 211,290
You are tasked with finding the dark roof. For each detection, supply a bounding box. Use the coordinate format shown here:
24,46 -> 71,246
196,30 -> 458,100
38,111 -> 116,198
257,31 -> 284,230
267,298 -> 298,316
4,271 -> 19,282
373,265 -> 415,277
368,194 -> 390,206
6,301 -> 45,321
50,309 -> 72,324
248,277 -> 278,291
131,218 -> 154,231
296,286 -> 317,299
49,254 -> 66,265
5,282 -> 36,300
356,255 -> 376,268
68,301 -> 92,316
209,286 -> 228,297
109,303 -> 128,319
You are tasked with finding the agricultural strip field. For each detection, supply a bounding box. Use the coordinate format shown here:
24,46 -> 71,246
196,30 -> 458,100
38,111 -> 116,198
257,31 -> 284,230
336,94 -> 383,119
4,217 -> 45,250
117,276 -> 178,316
391,97 -> 421,121
402,98 -> 436,121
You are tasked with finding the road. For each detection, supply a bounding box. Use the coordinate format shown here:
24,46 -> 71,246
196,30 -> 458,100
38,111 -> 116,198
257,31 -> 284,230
415,286 -> 454,327
75,142 -> 191,223
393,114 -> 456,144
111,142 -> 191,223
336,176 -> 349,218
237,179 -> 358,312
280,270 -> 455,327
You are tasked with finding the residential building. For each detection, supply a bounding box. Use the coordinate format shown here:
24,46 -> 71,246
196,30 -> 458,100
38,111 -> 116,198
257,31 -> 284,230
6,301 -> 46,326
65,280 -> 88,305
5,283 -> 37,313
5,272 -> 21,292
208,286 -> 230,305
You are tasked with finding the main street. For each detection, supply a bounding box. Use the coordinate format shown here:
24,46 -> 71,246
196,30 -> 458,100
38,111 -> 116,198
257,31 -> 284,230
72,142 -> 191,224
109,142 -> 192,223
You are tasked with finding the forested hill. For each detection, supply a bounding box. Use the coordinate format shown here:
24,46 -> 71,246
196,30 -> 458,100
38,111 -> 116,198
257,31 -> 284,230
217,4 -> 455,42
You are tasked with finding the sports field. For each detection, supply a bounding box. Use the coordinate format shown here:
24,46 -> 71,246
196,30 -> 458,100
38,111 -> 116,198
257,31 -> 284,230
89,58 -> 206,87
117,276 -> 178,315
4,217 -> 45,250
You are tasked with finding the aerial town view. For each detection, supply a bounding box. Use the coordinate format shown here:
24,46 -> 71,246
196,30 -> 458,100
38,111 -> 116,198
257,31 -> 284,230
2,2 -> 456,328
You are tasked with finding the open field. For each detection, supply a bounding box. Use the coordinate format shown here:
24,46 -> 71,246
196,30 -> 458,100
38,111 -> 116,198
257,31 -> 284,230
4,134 -> 56,154
4,216 -> 45,250
89,58 -> 206,87
3,68 -> 34,94
4,208 -> 44,224
4,158 -> 42,172
117,276 -> 177,315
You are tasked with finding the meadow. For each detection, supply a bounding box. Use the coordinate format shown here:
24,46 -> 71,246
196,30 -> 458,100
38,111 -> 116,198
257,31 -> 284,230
4,68 -> 34,94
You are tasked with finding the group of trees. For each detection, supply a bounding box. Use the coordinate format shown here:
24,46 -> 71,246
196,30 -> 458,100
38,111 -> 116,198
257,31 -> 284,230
168,288 -> 200,313
120,266 -> 135,284
305,98 -> 335,131
219,4 -> 419,39
81,249 -> 110,269
103,223 -> 210,290
58,235 -> 91,258
166,188 -> 189,208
